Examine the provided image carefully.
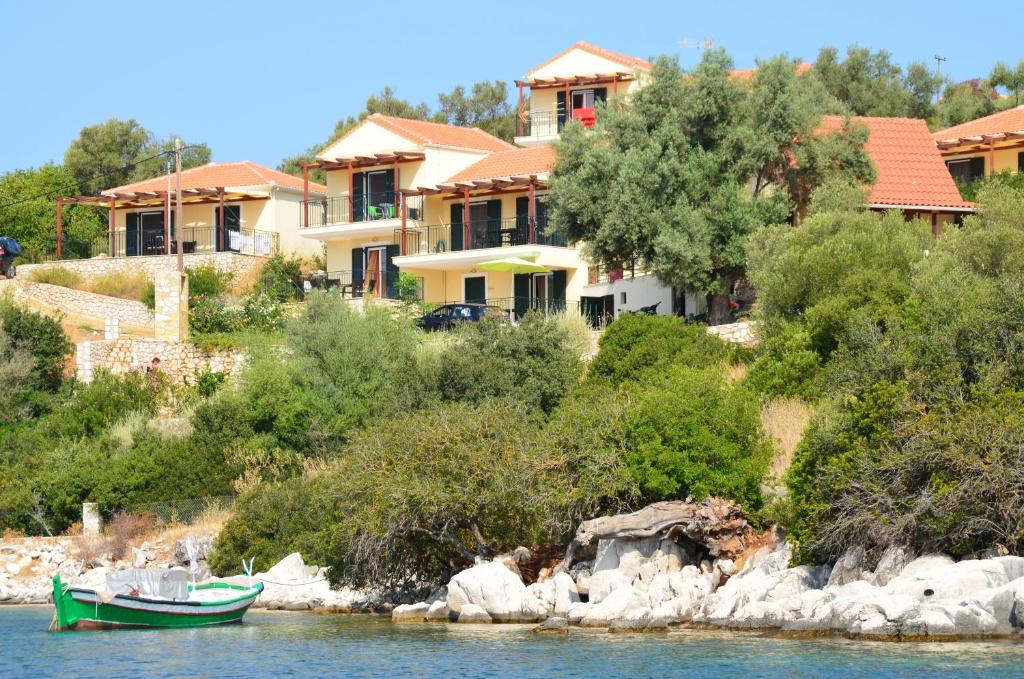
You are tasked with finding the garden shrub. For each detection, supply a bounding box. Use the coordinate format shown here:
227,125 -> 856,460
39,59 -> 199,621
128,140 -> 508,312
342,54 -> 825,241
28,266 -> 82,288
0,298 -> 71,390
87,270 -> 150,302
254,254 -> 302,302
745,322 -> 821,398
140,280 -> 155,309
186,263 -> 232,300
589,314 -> 729,385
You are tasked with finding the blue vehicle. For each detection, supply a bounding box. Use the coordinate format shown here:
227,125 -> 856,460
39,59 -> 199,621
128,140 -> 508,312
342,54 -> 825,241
0,237 -> 20,278
417,303 -> 506,331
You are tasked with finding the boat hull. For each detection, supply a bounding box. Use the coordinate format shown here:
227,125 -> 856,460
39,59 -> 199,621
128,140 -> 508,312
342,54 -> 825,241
52,575 -> 262,631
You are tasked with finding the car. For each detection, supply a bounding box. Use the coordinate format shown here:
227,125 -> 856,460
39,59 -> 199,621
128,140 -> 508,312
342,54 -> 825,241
417,303 -> 506,331
0,237 -> 21,278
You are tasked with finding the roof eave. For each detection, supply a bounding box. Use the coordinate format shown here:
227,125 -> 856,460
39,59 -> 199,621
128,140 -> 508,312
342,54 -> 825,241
869,202 -> 976,213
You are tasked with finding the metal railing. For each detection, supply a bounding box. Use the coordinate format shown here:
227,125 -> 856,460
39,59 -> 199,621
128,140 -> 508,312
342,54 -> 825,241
306,269 -> 423,300
91,227 -> 279,258
518,109 -> 563,138
396,217 -> 566,255
488,296 -> 581,320
301,193 -> 423,228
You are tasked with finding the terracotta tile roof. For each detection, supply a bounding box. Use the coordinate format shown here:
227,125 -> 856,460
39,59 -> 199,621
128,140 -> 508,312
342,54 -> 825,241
104,161 -> 326,195
820,115 -> 972,209
526,41 -> 652,77
731,62 -> 812,80
446,145 -> 557,183
367,114 -> 514,152
932,105 -> 1024,142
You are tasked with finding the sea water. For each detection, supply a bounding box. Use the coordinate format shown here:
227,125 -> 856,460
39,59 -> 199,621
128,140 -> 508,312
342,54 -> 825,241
2,606 -> 1023,678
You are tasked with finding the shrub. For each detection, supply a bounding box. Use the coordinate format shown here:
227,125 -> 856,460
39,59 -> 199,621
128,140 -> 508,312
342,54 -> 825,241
241,291 -> 285,331
253,254 -> 302,302
186,263 -> 232,300
28,266 -> 83,288
195,370 -> 226,398
589,314 -> 729,385
745,322 -> 821,398
437,314 -> 581,413
189,297 -> 244,334
87,270 -> 150,302
0,298 -> 71,391
623,363 -> 771,509
394,272 -> 422,303
140,280 -> 155,309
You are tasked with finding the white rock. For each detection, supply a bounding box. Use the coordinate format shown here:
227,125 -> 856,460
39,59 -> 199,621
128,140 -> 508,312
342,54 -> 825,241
552,572 -> 580,616
457,603 -> 492,623
446,560 -> 527,622
580,586 -> 647,627
425,600 -> 450,621
392,602 -> 429,622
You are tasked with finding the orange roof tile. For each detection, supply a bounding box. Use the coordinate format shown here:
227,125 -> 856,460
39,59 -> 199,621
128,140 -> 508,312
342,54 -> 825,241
932,105 -> 1024,142
730,62 -> 812,80
104,160 -> 325,195
446,145 -> 557,183
820,116 -> 971,209
367,114 -> 514,153
526,41 -> 652,78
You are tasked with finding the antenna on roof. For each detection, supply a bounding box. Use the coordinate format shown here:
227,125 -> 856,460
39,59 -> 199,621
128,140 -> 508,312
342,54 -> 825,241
679,37 -> 714,51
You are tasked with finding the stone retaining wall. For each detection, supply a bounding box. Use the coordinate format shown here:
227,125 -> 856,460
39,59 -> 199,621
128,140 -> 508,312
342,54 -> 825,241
708,320 -> 758,347
77,338 -> 245,384
20,251 -> 265,281
3,280 -> 154,329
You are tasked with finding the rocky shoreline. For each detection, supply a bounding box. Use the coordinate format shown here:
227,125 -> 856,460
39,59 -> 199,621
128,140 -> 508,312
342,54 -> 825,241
5,499 -> 1024,641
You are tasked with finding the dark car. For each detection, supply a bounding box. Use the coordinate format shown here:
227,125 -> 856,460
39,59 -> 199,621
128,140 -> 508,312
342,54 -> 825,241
0,237 -> 21,278
417,303 -> 506,331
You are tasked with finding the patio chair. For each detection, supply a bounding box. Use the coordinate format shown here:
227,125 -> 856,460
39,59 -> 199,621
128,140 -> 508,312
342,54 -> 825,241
366,205 -> 383,220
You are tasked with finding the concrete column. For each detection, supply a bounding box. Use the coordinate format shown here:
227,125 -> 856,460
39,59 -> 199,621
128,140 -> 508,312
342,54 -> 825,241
104,318 -> 120,340
154,270 -> 189,342
82,502 -> 101,537
76,340 -> 93,384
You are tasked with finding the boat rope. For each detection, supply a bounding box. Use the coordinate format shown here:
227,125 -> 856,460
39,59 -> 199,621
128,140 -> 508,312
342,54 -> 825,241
255,576 -> 329,586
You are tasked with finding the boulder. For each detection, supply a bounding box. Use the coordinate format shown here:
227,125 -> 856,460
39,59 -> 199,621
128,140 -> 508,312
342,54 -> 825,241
392,602 -> 429,622
827,546 -> 868,587
533,616 -> 568,634
868,545 -> 913,586
552,572 -> 580,616
580,586 -> 648,627
446,560 -> 527,622
425,600 -> 451,622
457,604 -> 492,624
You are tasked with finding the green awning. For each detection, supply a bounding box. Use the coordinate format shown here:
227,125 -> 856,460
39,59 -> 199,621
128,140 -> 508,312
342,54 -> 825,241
477,257 -> 550,274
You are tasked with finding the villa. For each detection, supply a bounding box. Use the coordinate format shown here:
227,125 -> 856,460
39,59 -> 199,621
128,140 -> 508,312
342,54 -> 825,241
933,105 -> 1024,182
54,161 -> 325,261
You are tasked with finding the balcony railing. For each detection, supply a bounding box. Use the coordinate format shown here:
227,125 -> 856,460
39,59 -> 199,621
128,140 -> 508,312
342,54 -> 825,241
306,269 -> 422,301
89,227 -> 279,258
517,107 -> 598,139
396,217 -> 566,255
300,193 -> 423,228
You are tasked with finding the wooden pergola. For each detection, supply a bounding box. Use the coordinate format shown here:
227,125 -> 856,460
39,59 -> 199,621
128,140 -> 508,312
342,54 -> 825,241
54,187 -> 267,259
397,175 -> 547,255
300,151 -> 425,225
514,72 -> 638,136
935,131 -> 1024,177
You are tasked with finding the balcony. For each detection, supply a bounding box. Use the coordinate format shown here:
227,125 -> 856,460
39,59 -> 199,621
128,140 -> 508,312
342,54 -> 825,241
395,217 -> 566,257
514,107 -> 597,146
90,226 -> 279,258
307,269 -> 422,301
299,193 -> 423,239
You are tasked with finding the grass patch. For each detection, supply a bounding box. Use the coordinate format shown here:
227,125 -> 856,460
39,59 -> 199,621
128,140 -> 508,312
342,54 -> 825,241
28,266 -> 83,288
760,396 -> 812,481
191,330 -> 284,353
87,270 -> 150,302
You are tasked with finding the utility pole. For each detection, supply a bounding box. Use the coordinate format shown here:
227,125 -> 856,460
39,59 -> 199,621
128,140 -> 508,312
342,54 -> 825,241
174,138 -> 183,272
934,55 -> 946,78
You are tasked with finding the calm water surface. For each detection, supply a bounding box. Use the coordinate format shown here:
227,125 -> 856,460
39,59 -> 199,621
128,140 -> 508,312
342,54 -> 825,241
2,606 -> 1023,678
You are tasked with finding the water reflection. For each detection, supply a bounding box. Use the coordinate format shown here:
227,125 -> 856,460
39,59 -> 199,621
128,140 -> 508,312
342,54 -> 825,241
3,607 -> 1023,679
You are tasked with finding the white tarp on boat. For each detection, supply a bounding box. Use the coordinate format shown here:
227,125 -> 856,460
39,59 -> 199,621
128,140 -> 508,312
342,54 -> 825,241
104,568 -> 189,601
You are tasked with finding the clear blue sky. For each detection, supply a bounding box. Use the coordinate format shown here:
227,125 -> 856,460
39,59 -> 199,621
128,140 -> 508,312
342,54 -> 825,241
0,0 -> 1019,175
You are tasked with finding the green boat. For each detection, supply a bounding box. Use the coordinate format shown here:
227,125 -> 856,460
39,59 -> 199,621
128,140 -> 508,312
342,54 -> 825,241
52,569 -> 263,631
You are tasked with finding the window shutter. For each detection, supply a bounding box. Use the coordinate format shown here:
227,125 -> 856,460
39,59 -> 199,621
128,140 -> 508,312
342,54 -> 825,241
126,213 -> 139,257
449,202 -> 463,251
1018,151 -> 1024,173
557,90 -> 567,129
552,270 -> 567,307
352,171 -> 365,221
351,247 -> 364,286
514,273 -> 530,319
384,169 -> 396,206
969,157 -> 985,181
385,244 -> 400,298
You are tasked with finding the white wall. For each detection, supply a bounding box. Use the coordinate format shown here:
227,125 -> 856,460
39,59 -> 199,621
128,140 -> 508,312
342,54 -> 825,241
583,273 -> 707,318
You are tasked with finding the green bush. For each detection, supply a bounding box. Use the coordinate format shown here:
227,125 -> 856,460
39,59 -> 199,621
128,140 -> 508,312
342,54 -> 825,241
436,313 -> 581,413
0,298 -> 71,391
254,254 -> 302,302
745,322 -> 821,398
241,291 -> 285,331
189,296 -> 244,334
589,314 -> 729,385
140,281 -> 155,309
186,263 -> 233,300
87,270 -> 150,302
623,364 -> 771,509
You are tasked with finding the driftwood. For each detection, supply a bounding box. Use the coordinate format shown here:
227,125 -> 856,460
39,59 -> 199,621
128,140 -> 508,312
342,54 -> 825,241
560,497 -> 751,570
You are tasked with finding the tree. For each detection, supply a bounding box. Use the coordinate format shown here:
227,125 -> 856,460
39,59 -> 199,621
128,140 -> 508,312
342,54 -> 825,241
436,80 -> 516,141
64,118 -> 212,193
990,59 -> 1024,106
549,50 -> 873,322
904,61 -> 942,121
811,45 -> 912,117
937,80 -> 997,129
0,165 -> 105,260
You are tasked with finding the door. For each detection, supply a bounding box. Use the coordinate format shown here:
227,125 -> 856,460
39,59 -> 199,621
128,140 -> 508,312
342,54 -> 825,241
216,205 -> 242,252
532,273 -> 550,313
365,246 -> 387,298
140,212 -> 165,255
365,170 -> 394,220
468,203 -> 490,249
126,213 -> 139,256
464,276 -> 486,304
571,89 -> 595,111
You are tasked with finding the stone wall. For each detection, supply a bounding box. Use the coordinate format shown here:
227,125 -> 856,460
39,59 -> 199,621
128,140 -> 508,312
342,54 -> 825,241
0,279 -> 154,330
76,338 -> 245,384
19,251 -> 265,281
707,321 -> 758,347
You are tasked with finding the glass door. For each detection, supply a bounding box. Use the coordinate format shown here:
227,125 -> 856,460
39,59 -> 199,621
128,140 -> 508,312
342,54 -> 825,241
532,273 -> 552,313
571,89 -> 595,111
365,246 -> 386,298
365,171 -> 394,220
140,212 -> 165,255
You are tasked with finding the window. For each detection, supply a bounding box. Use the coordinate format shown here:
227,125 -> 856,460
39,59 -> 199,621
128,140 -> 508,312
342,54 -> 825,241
1019,151 -> 1023,173
620,292 -> 627,305
946,158 -> 985,184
